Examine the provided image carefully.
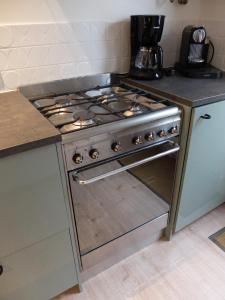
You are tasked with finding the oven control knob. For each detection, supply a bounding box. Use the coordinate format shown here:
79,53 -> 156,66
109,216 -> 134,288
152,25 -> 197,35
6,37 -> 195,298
169,126 -> 178,134
133,136 -> 143,145
89,149 -> 99,159
145,132 -> 155,141
158,130 -> 167,138
111,142 -> 122,152
73,153 -> 83,164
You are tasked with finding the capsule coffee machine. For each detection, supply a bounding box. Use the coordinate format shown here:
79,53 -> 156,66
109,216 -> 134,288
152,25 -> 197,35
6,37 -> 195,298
129,15 -> 165,80
175,25 -> 223,79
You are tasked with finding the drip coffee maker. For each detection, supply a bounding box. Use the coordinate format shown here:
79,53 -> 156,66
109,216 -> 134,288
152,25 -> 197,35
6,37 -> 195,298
130,15 -> 165,80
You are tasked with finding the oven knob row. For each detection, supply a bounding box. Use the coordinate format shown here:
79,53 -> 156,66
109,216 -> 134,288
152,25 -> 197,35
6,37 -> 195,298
72,126 -> 179,165
73,149 -> 100,164
111,142 -> 122,152
158,127 -> 178,137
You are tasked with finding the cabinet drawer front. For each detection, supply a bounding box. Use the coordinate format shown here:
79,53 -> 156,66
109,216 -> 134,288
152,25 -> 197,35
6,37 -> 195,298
176,101 -> 225,231
0,230 -> 77,300
0,145 -> 68,257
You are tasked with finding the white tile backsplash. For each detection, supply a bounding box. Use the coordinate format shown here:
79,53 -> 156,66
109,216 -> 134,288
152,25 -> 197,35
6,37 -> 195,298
27,46 -> 49,67
60,63 -> 78,78
0,49 -> 9,70
7,48 -> 30,69
77,61 -> 92,76
1,70 -> 20,90
106,23 -> 121,41
0,26 -> 13,48
91,22 -> 107,41
72,22 -> 90,43
0,20 -> 197,91
57,23 -> 75,44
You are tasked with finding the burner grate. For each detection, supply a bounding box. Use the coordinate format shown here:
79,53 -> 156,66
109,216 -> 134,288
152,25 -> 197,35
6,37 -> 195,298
30,83 -> 173,134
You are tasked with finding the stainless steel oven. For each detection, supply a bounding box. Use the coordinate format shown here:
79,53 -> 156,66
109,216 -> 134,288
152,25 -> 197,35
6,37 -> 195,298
69,139 -> 179,275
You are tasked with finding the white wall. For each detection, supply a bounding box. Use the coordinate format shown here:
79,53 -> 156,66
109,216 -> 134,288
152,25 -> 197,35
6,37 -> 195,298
0,0 -> 204,91
196,0 -> 225,71
0,0 -> 202,24
201,0 -> 225,20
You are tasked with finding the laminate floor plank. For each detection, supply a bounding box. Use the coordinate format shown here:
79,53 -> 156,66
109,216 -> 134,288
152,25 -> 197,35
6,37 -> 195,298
53,204 -> 225,300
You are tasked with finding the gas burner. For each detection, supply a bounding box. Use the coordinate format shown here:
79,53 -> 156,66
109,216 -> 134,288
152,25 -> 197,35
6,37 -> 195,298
99,95 -> 118,104
34,98 -> 56,108
68,94 -> 85,100
46,104 -> 90,127
85,90 -> 102,98
72,111 -> 96,127
123,104 -> 146,117
54,94 -> 85,106
60,111 -> 97,133
107,100 -> 131,113
34,93 -> 85,110
45,107 -> 73,117
54,96 -> 72,107
100,86 -> 128,95
89,105 -> 113,115
84,86 -> 129,101
48,110 -> 74,127
54,96 -> 71,105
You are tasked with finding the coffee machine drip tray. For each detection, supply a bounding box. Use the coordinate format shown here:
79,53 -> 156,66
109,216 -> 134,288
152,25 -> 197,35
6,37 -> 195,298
175,63 -> 223,79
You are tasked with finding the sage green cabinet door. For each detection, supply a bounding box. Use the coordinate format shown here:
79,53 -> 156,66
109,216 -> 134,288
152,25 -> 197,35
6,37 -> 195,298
0,144 -> 69,257
0,230 -> 77,300
176,101 -> 225,231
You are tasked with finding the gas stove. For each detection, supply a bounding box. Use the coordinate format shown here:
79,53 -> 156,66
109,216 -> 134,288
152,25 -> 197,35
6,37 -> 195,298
20,73 -> 182,277
20,73 -> 181,170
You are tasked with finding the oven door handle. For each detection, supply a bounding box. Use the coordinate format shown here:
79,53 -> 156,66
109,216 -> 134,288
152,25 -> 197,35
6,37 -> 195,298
72,141 -> 180,185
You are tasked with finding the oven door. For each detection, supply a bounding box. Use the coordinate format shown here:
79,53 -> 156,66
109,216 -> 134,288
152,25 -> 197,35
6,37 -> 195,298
69,140 -> 179,269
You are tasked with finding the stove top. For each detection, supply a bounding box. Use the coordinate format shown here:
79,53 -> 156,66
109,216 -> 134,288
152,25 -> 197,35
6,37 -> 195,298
31,84 -> 169,135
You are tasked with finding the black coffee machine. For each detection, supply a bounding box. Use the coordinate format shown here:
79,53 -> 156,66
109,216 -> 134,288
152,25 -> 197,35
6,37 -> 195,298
175,25 -> 223,79
129,15 -> 165,80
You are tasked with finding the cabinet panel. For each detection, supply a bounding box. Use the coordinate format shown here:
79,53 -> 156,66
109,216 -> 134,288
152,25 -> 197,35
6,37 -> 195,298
0,144 -> 68,257
176,101 -> 225,231
0,230 -> 77,300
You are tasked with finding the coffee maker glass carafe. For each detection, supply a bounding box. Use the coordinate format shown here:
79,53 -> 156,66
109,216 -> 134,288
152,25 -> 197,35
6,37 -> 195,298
135,47 -> 149,69
130,15 -> 165,80
135,46 -> 163,71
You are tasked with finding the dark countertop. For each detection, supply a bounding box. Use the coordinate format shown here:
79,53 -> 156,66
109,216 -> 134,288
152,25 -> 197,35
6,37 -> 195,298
0,91 -> 61,158
123,74 -> 225,107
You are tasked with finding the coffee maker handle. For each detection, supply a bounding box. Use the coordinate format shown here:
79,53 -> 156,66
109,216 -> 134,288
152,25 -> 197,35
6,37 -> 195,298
207,40 -> 215,64
158,46 -> 163,69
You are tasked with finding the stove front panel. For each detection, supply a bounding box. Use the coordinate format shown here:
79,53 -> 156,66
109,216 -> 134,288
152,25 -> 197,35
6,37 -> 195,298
63,116 -> 181,171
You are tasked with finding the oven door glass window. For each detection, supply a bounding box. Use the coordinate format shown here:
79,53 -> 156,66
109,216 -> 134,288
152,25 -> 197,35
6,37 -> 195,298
69,141 -> 178,256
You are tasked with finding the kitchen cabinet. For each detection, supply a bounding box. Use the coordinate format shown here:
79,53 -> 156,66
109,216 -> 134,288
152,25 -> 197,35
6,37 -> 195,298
0,144 -> 79,299
175,100 -> 225,231
0,230 -> 76,300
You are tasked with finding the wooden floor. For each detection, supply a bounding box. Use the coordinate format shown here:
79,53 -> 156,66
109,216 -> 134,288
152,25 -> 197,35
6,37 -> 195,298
54,204 -> 225,300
